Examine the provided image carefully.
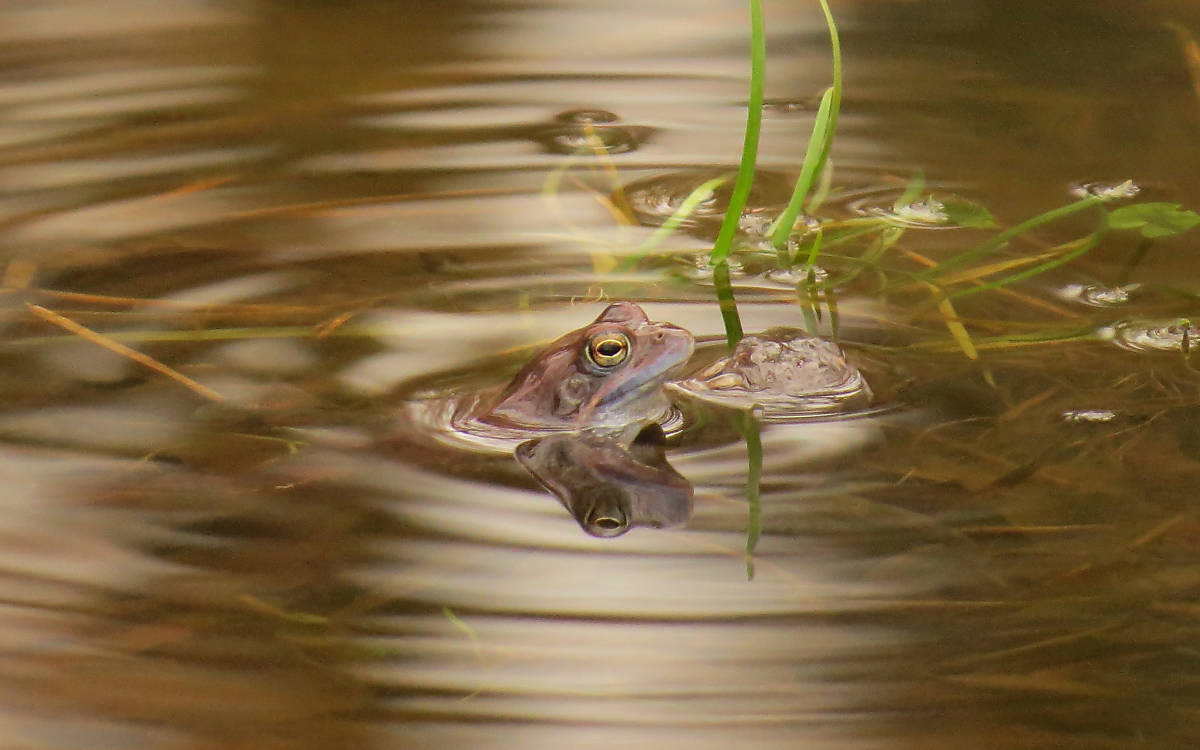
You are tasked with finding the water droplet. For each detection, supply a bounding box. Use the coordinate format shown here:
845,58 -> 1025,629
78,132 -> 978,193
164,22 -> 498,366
1106,318 -> 1198,352
1069,179 -> 1140,201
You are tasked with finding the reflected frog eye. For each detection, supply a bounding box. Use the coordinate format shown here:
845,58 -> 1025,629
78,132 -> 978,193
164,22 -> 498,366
586,333 -> 631,368
585,506 -> 629,537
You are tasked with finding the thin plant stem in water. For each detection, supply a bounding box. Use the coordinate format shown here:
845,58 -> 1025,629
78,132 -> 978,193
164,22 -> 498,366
738,409 -> 763,580
914,196 -> 1102,281
617,176 -> 729,271
713,261 -> 744,348
710,0 -> 765,269
26,303 -> 226,402
770,0 -> 843,251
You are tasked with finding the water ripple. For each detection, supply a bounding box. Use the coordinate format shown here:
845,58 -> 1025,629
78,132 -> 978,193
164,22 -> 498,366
619,169 -> 796,235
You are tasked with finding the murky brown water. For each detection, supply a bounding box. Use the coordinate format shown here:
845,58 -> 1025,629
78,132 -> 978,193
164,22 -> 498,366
3,1 -> 1200,748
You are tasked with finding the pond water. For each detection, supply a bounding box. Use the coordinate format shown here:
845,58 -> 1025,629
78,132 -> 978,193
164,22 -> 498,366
2,1 -> 1200,748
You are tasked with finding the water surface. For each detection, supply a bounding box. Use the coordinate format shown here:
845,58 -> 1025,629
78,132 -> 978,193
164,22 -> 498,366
2,1 -> 1200,748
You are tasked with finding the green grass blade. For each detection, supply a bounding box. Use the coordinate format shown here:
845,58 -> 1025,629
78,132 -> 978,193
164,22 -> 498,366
771,0 -> 843,247
826,286 -> 840,337
807,154 -> 835,214
617,175 -> 729,270
895,171 -> 926,211
927,284 -> 978,360
710,0 -> 765,265
770,87 -> 835,249
812,0 -> 843,178
917,196 -> 1101,280
802,227 -> 824,268
947,230 -> 1105,301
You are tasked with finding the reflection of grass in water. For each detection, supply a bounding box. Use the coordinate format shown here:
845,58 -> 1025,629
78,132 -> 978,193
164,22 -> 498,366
737,409 -> 763,580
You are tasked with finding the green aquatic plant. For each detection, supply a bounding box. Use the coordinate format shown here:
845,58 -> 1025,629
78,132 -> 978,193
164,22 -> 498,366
707,0 -> 765,349
710,0 -> 765,270
699,3 -> 1200,358
770,0 -> 842,252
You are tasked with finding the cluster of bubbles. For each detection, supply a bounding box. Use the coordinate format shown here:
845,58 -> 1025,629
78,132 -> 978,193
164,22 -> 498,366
761,265 -> 830,288
1060,409 -> 1118,424
1069,180 -> 1141,202
1057,282 -> 1139,307
844,190 -> 985,230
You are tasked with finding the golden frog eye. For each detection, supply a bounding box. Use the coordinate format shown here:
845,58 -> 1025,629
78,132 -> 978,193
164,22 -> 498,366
586,333 -> 630,367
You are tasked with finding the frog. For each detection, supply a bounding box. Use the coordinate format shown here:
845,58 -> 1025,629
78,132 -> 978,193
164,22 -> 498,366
442,302 -> 874,536
479,301 -> 695,430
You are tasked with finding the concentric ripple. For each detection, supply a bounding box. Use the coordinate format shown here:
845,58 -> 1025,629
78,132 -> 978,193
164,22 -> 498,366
618,169 -> 796,234
537,108 -> 650,155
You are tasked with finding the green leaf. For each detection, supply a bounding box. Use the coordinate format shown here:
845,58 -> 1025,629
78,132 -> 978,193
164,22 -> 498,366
1108,202 -> 1200,238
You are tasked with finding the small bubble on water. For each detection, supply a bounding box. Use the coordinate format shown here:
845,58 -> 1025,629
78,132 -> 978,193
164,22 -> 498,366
894,198 -> 949,225
1061,409 -> 1117,423
1058,282 -> 1137,307
737,211 -> 776,236
679,254 -> 745,281
762,265 -> 829,288
840,188 -> 975,229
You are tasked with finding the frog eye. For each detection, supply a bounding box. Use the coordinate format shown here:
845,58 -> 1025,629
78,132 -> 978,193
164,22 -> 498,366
586,333 -> 631,368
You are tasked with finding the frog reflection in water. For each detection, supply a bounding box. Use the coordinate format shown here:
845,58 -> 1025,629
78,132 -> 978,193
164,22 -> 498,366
487,301 -> 872,536
517,422 -> 691,537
